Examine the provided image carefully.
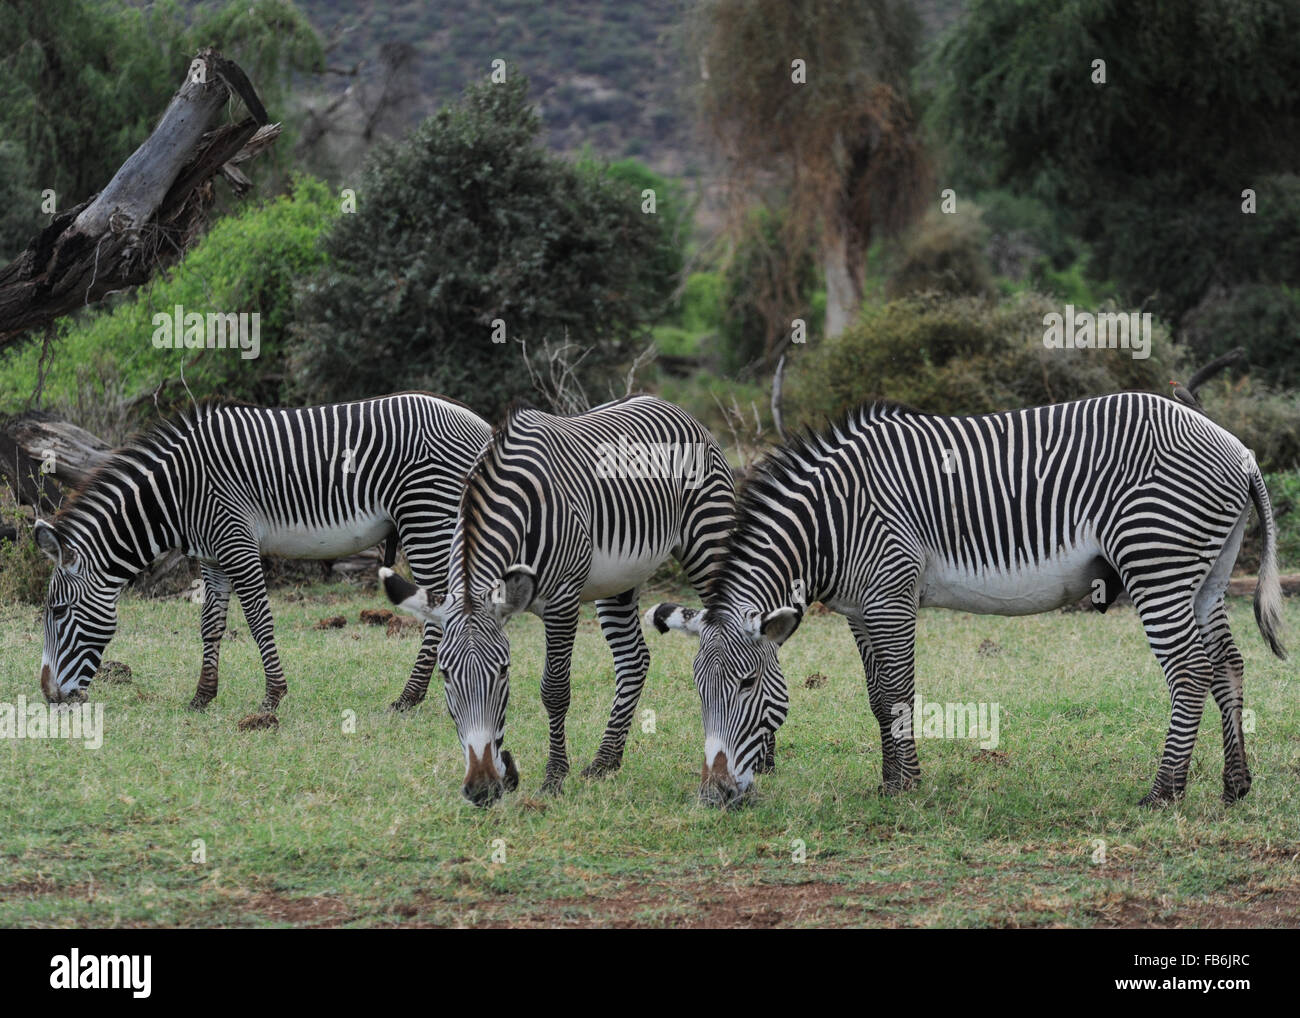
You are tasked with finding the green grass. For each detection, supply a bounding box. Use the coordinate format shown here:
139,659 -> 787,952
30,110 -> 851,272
1,588 -> 1297,927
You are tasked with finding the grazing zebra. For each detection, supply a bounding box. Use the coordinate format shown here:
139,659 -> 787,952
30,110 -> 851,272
35,393 -> 491,712
381,394 -> 735,805
648,392 -> 1286,808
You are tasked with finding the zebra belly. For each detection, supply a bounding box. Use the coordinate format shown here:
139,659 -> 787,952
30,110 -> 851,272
581,544 -> 671,601
257,511 -> 393,560
919,540 -> 1108,616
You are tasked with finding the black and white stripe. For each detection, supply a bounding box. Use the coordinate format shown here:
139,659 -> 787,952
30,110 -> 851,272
382,394 -> 734,805
649,392 -> 1286,806
35,392 -> 491,712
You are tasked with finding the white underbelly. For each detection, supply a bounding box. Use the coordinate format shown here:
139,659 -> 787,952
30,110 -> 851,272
257,511 -> 392,559
581,544 -> 671,600
919,538 -> 1105,615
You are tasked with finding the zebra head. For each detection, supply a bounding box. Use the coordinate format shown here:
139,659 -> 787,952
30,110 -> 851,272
646,601 -> 800,806
381,565 -> 529,807
34,520 -> 119,703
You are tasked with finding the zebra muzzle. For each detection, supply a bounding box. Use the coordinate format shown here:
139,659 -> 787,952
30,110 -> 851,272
40,664 -> 59,703
699,750 -> 741,807
463,742 -> 504,807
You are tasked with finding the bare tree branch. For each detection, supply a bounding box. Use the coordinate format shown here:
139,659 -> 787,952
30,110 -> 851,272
0,49 -> 279,351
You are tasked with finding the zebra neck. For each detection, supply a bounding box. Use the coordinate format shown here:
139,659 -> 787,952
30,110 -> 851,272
61,442 -> 188,581
717,534 -> 825,616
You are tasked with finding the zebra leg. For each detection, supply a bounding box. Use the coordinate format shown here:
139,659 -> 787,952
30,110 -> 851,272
583,588 -> 650,778
391,621 -> 441,712
847,613 -> 902,789
188,565 -> 231,711
1201,598 -> 1251,803
223,552 -> 288,712
861,600 -> 922,793
540,598 -> 581,795
389,511 -> 452,711
1133,600 -> 1214,807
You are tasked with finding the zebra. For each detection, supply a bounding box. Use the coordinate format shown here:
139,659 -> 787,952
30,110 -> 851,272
380,394 -> 735,806
34,392 -> 491,713
647,392 -> 1286,808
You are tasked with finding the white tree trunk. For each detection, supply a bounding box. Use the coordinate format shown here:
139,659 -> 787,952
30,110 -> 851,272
822,229 -> 858,338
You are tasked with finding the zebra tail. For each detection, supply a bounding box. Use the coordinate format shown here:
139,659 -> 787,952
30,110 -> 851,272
1249,467 -> 1287,660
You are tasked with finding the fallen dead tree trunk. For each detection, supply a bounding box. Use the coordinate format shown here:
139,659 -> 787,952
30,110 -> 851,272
4,410 -> 112,491
0,49 -> 279,350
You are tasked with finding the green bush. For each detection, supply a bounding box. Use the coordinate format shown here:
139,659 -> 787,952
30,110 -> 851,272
288,74 -> 676,416
680,272 -> 724,335
1182,284 -> 1300,389
717,208 -> 817,376
884,208 -> 994,300
0,503 -> 49,606
787,292 -> 1182,424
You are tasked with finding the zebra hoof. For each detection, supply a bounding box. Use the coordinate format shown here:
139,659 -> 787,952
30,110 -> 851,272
502,751 -> 519,793
187,696 -> 212,712
580,757 -> 622,779
388,697 -> 422,713
539,772 -> 566,797
1136,787 -> 1181,808
1221,774 -> 1252,804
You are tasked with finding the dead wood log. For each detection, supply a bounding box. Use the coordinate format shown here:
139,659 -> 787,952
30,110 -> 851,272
1187,347 -> 1245,396
0,49 -> 278,350
4,410 -> 111,490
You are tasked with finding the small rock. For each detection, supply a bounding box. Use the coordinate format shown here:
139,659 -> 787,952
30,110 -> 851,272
804,672 -> 827,689
977,638 -> 1001,657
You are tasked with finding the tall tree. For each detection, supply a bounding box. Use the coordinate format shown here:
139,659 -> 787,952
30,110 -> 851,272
932,0 -> 1300,327
289,73 -> 678,416
689,0 -> 929,348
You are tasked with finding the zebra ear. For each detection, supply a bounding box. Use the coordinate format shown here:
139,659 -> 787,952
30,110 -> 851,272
379,567 -> 445,627
494,565 -> 537,619
748,606 -> 802,646
644,603 -> 706,637
33,520 -> 77,571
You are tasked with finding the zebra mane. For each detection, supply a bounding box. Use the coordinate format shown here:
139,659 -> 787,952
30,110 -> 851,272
704,399 -> 927,608
456,399 -> 543,607
54,398 -> 245,528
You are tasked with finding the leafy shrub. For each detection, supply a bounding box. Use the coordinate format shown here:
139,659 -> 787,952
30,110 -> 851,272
680,271 -> 724,335
787,292 -> 1183,423
0,502 -> 49,606
288,74 -> 676,416
884,208 -> 994,300
716,208 -> 818,376
1182,284 -> 1300,389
